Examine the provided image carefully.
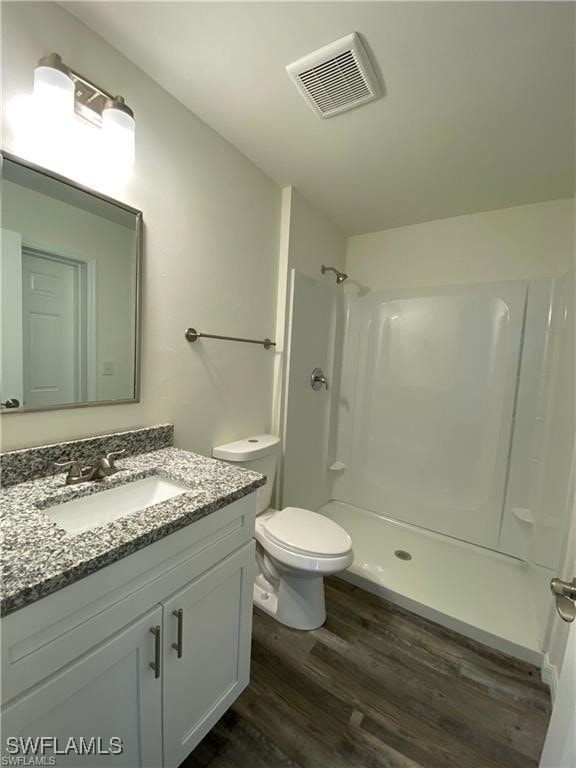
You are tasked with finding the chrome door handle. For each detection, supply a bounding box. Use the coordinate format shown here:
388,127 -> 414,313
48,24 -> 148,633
550,577 -> 576,623
311,367 -> 328,391
149,625 -> 161,678
1,398 -> 20,409
172,609 -> 183,658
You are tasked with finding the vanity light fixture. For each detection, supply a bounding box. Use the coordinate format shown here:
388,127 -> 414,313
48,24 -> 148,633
102,96 -> 136,167
33,53 -> 75,121
10,52 -> 136,171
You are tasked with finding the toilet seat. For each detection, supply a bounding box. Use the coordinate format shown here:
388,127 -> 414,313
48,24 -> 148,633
255,508 -> 354,574
261,507 -> 352,557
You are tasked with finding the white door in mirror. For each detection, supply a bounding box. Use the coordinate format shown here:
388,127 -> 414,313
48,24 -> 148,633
22,251 -> 83,408
1,229 -> 23,410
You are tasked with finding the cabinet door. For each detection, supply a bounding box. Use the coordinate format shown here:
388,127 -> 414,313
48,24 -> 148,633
162,542 -> 255,768
2,607 -> 163,768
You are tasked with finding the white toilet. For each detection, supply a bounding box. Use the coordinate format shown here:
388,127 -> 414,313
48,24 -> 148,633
212,434 -> 354,630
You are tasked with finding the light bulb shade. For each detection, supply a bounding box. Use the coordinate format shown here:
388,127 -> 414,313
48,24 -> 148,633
33,63 -> 75,121
102,100 -> 135,166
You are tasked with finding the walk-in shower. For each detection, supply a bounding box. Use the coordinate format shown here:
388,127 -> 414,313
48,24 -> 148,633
281,268 -> 573,666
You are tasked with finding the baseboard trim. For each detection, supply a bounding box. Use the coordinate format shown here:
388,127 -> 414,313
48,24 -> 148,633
541,653 -> 559,702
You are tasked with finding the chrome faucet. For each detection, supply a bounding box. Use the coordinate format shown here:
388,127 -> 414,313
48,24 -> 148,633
55,450 -> 126,485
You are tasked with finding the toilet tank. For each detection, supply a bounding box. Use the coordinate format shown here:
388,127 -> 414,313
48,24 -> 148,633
212,434 -> 280,514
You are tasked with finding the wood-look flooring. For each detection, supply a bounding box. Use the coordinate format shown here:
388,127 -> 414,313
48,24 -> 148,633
183,577 -> 551,768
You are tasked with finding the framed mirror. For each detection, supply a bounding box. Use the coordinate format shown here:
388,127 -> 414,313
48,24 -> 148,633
1,152 -> 142,413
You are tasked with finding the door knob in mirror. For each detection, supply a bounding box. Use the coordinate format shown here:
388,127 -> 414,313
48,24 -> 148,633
1,398 -> 20,409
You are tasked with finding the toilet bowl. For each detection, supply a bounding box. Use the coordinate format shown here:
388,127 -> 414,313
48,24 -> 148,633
212,435 -> 354,630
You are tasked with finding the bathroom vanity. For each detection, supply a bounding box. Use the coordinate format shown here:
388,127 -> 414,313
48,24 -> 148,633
0,426 -> 263,767
0,155 -> 264,766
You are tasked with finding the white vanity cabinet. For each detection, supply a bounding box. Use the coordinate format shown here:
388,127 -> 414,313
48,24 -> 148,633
1,493 -> 256,768
2,606 -> 165,768
162,546 -> 253,768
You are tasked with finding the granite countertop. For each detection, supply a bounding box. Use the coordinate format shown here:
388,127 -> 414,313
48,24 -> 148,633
0,447 -> 265,617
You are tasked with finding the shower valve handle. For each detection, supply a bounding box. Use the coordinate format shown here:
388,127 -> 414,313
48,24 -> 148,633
311,367 -> 329,391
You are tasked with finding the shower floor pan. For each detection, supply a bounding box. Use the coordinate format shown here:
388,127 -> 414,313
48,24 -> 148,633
319,500 -> 544,665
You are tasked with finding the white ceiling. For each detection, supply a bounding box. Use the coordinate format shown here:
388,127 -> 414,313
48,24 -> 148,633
63,2 -> 574,235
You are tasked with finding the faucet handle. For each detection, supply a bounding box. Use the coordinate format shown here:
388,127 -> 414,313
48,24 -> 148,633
105,448 -> 126,470
54,460 -> 83,481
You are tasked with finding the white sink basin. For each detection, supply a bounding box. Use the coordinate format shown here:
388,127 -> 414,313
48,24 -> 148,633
42,475 -> 195,535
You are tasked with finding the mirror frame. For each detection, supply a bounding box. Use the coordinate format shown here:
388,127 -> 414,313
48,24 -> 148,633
0,150 -> 143,414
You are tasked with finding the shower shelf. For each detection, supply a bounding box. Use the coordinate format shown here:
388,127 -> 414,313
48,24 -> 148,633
512,507 -> 535,525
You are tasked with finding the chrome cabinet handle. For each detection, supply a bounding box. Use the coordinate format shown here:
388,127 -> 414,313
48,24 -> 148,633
1,398 -> 20,409
149,625 -> 161,678
172,609 -> 183,658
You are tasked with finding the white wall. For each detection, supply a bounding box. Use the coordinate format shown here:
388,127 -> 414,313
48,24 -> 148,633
271,187 -> 346,507
272,186 -> 346,434
286,188 -> 346,278
347,199 -> 574,289
0,2 -> 281,455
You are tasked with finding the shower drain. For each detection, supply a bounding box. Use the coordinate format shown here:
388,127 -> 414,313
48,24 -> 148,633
394,549 -> 412,561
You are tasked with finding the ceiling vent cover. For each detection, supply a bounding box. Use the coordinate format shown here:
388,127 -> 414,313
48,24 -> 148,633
286,33 -> 381,119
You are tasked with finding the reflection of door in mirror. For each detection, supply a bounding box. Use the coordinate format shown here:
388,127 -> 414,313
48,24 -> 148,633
22,250 -> 89,409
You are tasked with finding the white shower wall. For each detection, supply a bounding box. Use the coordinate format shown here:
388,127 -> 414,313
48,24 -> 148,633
340,200 -> 574,567
279,200 -> 573,547
333,275 -> 572,564
282,270 -> 339,511
274,188 -> 347,510
332,201 -> 575,658
333,280 -> 527,550
278,198 -> 574,659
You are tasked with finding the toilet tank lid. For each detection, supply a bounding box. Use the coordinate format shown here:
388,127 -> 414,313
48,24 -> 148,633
213,434 -> 280,461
